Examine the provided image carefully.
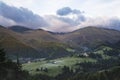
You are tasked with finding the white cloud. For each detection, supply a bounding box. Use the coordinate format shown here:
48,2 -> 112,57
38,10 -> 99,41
42,15 -> 73,32
0,16 -> 16,26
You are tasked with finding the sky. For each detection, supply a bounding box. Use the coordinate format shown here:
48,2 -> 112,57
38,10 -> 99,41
0,0 -> 120,32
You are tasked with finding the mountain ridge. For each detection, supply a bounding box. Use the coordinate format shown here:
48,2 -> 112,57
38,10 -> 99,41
0,25 -> 120,59
8,25 -> 33,33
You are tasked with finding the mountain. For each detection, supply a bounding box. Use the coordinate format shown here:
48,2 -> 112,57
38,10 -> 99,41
8,26 -> 58,42
0,26 -> 73,59
21,29 -> 74,58
59,27 -> 120,48
21,29 -> 58,42
0,25 -> 120,59
11,28 -> 73,58
8,25 -> 32,33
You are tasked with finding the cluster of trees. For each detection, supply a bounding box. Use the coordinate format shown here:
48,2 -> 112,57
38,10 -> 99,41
104,49 -> 120,56
36,67 -> 48,72
0,48 -> 30,80
55,66 -> 75,80
55,62 -> 120,80
68,66 -> 120,80
76,57 -> 120,72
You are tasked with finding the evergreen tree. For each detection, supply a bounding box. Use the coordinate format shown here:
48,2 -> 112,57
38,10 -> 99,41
0,48 -> 6,62
0,47 -> 29,80
16,54 -> 21,71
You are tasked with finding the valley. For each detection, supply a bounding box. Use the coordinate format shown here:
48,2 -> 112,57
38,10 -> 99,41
0,25 -> 120,80
0,1 -> 120,80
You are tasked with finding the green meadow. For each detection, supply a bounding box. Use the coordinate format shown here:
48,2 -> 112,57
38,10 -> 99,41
23,57 -> 96,76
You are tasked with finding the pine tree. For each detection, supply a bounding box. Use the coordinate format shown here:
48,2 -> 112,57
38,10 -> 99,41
0,48 -> 6,62
16,53 -> 21,71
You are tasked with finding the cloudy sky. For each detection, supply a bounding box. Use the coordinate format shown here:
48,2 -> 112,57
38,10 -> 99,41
0,0 -> 120,32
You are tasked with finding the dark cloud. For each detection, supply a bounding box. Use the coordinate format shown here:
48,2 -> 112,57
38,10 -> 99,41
57,7 -> 82,16
57,7 -> 72,16
56,7 -> 86,27
0,2 -> 48,28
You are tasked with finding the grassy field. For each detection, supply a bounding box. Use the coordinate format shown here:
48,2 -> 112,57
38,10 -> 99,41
22,57 -> 96,77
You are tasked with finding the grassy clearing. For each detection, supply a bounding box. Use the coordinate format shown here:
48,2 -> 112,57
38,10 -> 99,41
22,57 -> 96,76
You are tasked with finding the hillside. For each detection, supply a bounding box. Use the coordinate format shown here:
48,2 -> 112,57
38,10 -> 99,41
0,26 -> 74,59
0,26 -> 40,58
1,25 -> 120,59
59,27 -> 120,48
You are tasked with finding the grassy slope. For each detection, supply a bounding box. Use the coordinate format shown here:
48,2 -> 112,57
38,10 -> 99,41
1,26 -> 120,59
61,27 -> 120,48
0,26 -> 74,58
0,26 -> 39,58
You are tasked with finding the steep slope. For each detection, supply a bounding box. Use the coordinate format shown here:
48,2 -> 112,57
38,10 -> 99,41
22,29 -> 58,42
0,26 -> 40,58
8,26 -> 60,47
19,29 -> 74,58
0,26 -> 74,58
59,27 -> 120,48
